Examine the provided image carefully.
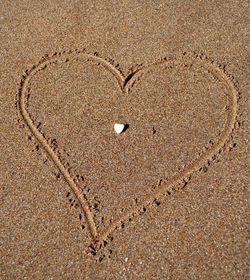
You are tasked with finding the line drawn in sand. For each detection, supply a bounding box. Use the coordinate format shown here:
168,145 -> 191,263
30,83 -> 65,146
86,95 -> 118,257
17,50 -> 238,251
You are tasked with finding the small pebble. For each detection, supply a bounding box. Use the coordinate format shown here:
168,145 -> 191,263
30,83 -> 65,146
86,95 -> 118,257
114,123 -> 125,134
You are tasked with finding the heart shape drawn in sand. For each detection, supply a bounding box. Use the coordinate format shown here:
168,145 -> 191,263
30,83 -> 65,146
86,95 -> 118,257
18,50 -> 237,248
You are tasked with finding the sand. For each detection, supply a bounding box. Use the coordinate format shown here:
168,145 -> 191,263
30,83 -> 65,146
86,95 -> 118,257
0,1 -> 249,279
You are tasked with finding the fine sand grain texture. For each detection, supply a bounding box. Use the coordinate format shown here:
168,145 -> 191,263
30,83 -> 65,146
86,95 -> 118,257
0,1 -> 249,279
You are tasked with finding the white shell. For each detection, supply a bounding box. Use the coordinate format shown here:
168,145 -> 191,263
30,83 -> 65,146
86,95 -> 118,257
114,123 -> 125,134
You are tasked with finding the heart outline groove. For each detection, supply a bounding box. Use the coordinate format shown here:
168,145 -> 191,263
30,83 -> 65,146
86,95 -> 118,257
17,49 -> 238,248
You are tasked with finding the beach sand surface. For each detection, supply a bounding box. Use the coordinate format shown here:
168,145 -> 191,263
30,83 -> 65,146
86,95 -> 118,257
0,1 -> 249,279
